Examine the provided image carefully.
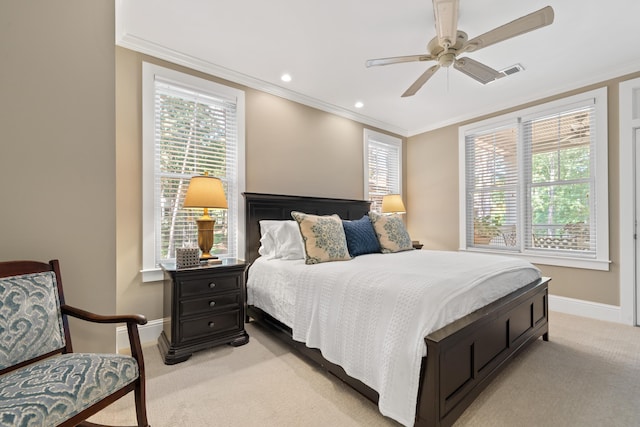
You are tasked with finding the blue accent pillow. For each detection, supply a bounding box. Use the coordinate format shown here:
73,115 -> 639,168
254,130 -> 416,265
342,216 -> 381,257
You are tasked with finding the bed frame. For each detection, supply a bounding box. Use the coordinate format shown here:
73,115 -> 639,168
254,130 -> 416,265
243,192 -> 549,427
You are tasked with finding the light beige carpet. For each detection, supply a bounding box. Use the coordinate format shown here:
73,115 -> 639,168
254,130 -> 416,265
89,312 -> 640,426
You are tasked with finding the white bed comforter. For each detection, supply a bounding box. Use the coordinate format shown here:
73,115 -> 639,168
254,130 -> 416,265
248,250 -> 540,426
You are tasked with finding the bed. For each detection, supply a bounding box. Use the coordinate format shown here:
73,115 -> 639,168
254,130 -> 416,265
243,192 -> 549,427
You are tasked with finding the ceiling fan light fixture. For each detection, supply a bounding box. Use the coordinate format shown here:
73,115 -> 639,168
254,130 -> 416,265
438,52 -> 456,67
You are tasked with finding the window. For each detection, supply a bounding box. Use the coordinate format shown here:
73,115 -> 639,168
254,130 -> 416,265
142,63 -> 245,281
459,88 -> 609,270
364,129 -> 402,213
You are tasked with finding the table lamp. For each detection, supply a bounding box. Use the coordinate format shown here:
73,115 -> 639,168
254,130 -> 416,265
183,173 -> 228,260
381,194 -> 406,214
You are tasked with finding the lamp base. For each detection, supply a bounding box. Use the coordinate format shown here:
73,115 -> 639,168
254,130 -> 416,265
196,215 -> 216,260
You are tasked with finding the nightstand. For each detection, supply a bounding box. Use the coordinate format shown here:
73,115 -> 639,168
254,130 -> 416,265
158,259 -> 249,365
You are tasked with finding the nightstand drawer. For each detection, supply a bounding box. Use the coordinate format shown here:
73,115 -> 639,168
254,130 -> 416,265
180,292 -> 241,316
178,273 -> 241,297
180,310 -> 242,342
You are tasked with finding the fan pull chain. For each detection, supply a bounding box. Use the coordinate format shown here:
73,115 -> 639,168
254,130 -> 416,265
447,67 -> 450,93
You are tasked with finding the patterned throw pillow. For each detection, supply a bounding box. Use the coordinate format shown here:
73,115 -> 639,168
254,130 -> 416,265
368,211 -> 413,253
342,216 -> 380,257
291,211 -> 351,264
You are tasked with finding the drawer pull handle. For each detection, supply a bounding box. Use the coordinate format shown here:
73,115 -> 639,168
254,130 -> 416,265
209,301 -> 216,307
208,322 -> 215,328
209,282 -> 216,288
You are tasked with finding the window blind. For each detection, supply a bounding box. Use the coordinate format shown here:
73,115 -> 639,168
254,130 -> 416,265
366,136 -> 401,213
153,78 -> 239,262
464,99 -> 598,258
522,102 -> 596,257
465,124 -> 519,248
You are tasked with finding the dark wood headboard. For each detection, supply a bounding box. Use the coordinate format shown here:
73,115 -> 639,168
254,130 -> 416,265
243,192 -> 371,265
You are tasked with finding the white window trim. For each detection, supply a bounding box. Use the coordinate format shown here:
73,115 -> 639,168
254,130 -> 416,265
363,129 -> 403,205
141,62 -> 246,282
458,88 -> 610,271
619,77 -> 640,325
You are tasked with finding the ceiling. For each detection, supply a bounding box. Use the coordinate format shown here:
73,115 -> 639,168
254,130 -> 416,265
116,0 -> 640,137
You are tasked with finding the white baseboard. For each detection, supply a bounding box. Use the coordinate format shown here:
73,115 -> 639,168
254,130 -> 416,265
116,318 -> 166,352
549,294 -> 623,324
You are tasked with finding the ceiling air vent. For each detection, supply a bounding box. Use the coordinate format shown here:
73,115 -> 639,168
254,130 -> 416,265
500,63 -> 524,76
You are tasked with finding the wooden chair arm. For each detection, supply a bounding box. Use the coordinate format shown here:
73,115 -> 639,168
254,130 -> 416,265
61,304 -> 148,326
61,305 -> 148,372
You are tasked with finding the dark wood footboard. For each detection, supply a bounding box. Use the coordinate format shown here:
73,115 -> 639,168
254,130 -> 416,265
418,277 -> 549,427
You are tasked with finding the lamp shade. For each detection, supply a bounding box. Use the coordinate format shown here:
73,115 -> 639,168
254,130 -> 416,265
183,175 -> 228,209
381,194 -> 406,214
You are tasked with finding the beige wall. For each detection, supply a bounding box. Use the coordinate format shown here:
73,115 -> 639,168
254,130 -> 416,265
0,1 -> 116,352
115,47 -> 406,319
246,90 -> 364,199
407,71 -> 640,306
406,125 -> 459,251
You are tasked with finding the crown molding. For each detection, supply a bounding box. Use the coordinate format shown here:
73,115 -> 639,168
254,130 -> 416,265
116,33 -> 408,138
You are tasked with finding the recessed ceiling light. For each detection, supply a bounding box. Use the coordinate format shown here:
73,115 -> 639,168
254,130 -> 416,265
355,101 -> 364,109
281,73 -> 292,82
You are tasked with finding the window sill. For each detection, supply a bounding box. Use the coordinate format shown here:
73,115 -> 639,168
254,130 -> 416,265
141,268 -> 163,283
460,247 -> 611,271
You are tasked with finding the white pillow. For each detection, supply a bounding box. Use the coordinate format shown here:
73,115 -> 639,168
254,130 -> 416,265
258,220 -> 305,260
258,220 -> 280,258
258,233 -> 276,259
274,220 -> 305,259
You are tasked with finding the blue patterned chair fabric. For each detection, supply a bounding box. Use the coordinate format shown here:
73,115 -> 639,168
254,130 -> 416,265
0,353 -> 139,426
0,272 -> 66,370
0,261 -> 149,427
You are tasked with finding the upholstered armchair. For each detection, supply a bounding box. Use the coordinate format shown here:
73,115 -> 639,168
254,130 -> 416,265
0,260 -> 150,427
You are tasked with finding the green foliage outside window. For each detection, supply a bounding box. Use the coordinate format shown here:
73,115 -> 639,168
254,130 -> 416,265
157,93 -> 231,259
531,146 -> 589,222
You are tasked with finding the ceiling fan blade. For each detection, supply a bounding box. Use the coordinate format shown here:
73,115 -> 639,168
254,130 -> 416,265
462,6 -> 554,53
366,54 -> 434,67
432,0 -> 459,48
401,64 -> 441,97
454,57 -> 504,84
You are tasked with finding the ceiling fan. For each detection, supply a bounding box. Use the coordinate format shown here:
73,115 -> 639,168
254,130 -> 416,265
366,1 -> 554,97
